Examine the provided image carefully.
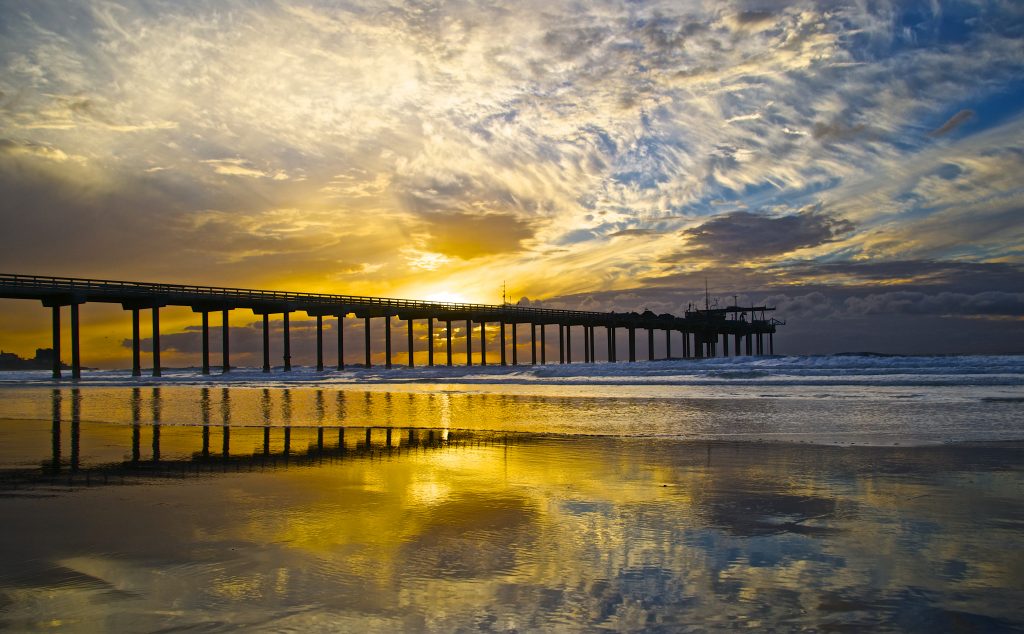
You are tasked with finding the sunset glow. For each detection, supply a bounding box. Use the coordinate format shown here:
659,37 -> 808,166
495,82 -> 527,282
1,0 -> 1022,361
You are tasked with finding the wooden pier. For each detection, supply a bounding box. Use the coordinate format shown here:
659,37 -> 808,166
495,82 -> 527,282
0,273 -> 783,378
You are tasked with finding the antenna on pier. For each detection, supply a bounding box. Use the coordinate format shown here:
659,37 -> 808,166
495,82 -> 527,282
502,281 -> 507,305
704,278 -> 710,312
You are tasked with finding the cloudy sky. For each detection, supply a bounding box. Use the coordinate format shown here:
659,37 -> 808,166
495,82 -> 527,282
1,0 -> 1022,362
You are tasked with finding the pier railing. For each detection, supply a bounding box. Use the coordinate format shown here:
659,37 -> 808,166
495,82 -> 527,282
0,273 -> 612,319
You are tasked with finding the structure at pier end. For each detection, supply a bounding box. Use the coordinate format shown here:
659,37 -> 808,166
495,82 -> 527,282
0,274 -> 783,379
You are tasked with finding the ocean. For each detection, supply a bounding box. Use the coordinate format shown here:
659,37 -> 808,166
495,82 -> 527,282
0,355 -> 1022,631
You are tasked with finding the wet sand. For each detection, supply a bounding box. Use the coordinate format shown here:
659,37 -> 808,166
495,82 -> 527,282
0,414 -> 1022,632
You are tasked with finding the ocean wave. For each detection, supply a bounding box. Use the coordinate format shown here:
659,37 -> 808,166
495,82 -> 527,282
706,370 -> 771,379
1,354 -> 1022,389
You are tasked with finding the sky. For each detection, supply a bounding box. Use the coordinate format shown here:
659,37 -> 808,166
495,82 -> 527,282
1,0 -> 1023,364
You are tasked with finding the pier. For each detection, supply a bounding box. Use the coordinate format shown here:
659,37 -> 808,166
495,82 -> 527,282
0,273 -> 783,378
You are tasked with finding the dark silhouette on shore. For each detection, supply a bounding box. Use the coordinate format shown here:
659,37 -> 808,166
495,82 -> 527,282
0,348 -> 67,371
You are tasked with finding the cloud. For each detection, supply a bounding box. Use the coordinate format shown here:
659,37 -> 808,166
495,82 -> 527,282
760,292 -> 839,320
417,211 -> 536,260
811,119 -> 870,143
608,228 -> 659,238
0,138 -> 81,163
202,159 -> 288,180
844,291 -> 1024,318
678,210 -> 854,261
929,110 -> 975,137
776,260 -> 1024,291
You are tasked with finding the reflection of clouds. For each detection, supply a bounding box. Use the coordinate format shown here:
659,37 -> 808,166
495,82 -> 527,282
400,495 -> 536,579
1,435 -> 1022,628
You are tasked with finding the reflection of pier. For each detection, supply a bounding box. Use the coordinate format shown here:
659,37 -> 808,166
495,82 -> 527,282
0,274 -> 783,378
2,388 -> 513,493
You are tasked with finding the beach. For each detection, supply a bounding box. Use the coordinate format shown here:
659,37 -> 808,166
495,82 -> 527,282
0,355 -> 1022,631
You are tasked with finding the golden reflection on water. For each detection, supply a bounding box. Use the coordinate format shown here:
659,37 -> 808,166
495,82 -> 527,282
2,384 -> 1020,445
0,387 -> 1021,631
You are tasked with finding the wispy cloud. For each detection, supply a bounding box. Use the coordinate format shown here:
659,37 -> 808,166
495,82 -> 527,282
202,159 -> 289,180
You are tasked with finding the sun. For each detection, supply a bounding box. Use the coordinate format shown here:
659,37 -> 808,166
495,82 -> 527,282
422,290 -> 475,305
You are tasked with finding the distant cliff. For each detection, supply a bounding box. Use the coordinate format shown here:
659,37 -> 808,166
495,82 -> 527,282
0,348 -> 69,371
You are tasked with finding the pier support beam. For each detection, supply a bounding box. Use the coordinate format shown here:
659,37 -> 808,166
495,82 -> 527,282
151,307 -> 161,377
666,330 -> 672,360
222,309 -> 230,373
132,309 -> 141,376
283,312 -> 291,371
628,327 -> 636,362
364,317 -> 372,368
385,316 -> 392,369
648,328 -> 655,361
500,322 -> 506,366
446,320 -> 453,366
465,320 -> 472,366
746,333 -> 752,356
428,319 -> 434,367
531,324 -> 537,365
608,327 -> 615,362
51,306 -> 61,379
407,319 -> 414,368
722,332 -> 729,357
316,315 -> 324,371
558,326 -> 565,364
511,323 -> 518,365
480,321 -> 487,366
682,331 -> 689,359
770,332 -> 774,355
262,314 -> 271,372
540,324 -> 546,364
337,315 -> 345,370
69,303 -> 81,380
583,327 -> 590,363
201,311 -> 210,374
735,333 -> 741,357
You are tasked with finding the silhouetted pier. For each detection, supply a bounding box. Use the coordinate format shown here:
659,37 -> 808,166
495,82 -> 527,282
0,273 -> 783,379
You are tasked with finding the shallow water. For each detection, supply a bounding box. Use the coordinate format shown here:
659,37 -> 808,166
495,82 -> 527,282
2,383 -> 1024,447
1,363 -> 1023,631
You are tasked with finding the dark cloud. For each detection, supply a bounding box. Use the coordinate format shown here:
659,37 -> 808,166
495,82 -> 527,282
811,119 -> 869,142
608,228 -> 658,238
419,211 -> 535,259
929,109 -> 975,137
733,10 -> 777,25
678,210 -> 853,260
844,291 -> 1024,317
777,260 -> 1024,292
760,292 -> 838,320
